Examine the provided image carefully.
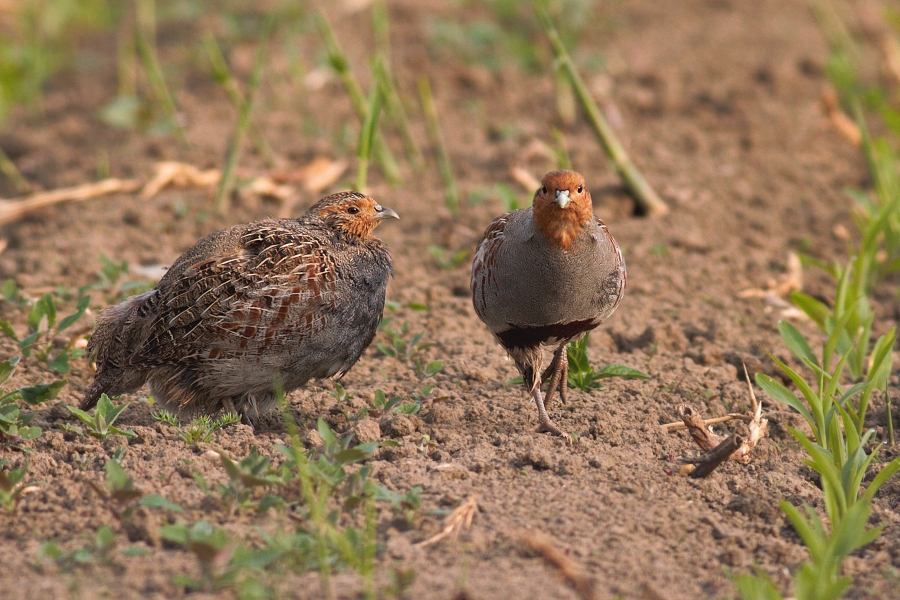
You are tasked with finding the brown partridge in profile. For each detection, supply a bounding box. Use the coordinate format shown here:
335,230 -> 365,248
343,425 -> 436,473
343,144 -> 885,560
82,192 -> 399,426
471,170 -> 626,440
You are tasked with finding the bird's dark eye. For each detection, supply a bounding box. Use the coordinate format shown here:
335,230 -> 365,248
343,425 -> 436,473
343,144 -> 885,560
541,186 -> 547,195
347,206 -> 360,214
577,185 -> 584,194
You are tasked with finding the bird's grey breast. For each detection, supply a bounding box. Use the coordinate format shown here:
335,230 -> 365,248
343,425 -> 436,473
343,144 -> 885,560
487,211 -> 620,328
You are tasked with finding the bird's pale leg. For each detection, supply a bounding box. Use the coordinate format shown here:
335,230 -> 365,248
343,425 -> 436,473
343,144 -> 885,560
531,384 -> 571,442
543,345 -> 567,409
557,352 -> 569,405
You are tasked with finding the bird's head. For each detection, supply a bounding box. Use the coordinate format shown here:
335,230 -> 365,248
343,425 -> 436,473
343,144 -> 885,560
308,191 -> 399,239
532,170 -> 594,249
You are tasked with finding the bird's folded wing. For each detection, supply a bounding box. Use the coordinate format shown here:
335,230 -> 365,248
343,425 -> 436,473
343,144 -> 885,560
128,222 -> 335,366
470,213 -> 511,324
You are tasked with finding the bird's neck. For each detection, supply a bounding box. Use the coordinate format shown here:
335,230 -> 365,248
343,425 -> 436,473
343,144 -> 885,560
533,203 -> 593,250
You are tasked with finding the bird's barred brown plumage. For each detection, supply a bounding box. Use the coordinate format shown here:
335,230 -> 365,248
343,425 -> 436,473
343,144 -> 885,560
471,170 -> 626,441
82,191 -> 399,426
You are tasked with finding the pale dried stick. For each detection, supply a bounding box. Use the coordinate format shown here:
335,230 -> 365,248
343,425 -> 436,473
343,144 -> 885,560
415,496 -> 478,548
523,532 -> 597,600
0,179 -> 141,226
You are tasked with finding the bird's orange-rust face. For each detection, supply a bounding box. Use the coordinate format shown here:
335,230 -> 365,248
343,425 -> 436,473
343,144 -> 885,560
532,170 -> 594,249
310,192 -> 399,239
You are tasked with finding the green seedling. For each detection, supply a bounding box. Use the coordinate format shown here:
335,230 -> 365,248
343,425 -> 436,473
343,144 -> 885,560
742,319 -> 900,599
0,460 -> 31,512
67,394 -> 135,441
0,357 -> 66,446
201,33 -> 275,166
328,382 -> 353,403
356,64 -> 385,191
1,278 -> 24,306
363,389 -> 405,419
468,183 -> 522,211
215,16 -> 274,215
134,0 -> 186,144
316,10 -> 401,184
756,320 -> 894,456
218,448 -> 282,514
566,336 -> 650,391
0,292 -> 89,374
507,335 -> 649,389
737,497 -> 889,600
80,255 -> 152,302
152,410 -> 240,445
428,245 -> 471,270
376,485 -> 422,527
160,519 -> 281,592
417,75 -> 459,214
40,525 -> 118,572
88,458 -> 182,521
756,321 -> 898,521
159,520 -> 234,591
376,318 -> 434,362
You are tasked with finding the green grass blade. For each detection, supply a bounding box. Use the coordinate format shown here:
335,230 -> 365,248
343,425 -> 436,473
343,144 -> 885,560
534,0 -> 667,217
215,17 -> 274,215
755,373 -> 819,428
134,0 -> 187,145
356,72 -> 384,191
417,75 -> 458,215
201,33 -> 275,167
778,321 -> 819,367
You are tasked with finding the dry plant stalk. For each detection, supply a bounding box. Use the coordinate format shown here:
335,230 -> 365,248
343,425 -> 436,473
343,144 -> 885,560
522,532 -> 597,600
142,162 -> 221,199
669,365 -> 768,477
261,158 -> 348,194
415,495 -> 478,548
0,179 -> 141,225
738,251 -> 807,319
738,251 -> 803,300
509,167 -> 541,193
660,412 -> 752,434
294,159 -> 348,194
682,434 -> 743,479
821,86 -> 862,146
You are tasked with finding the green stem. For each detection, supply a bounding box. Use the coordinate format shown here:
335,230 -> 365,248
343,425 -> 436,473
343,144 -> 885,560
417,76 -> 458,215
215,18 -> 274,215
134,0 -> 187,146
316,11 -> 401,185
0,146 -> 31,194
201,34 -> 276,167
536,1 -> 668,216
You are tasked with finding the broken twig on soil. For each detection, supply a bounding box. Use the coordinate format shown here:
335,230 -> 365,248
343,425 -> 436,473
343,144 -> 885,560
142,162 -> 220,199
660,412 -> 752,434
671,365 -> 769,476
522,532 -> 597,600
682,434 -> 743,478
0,179 -> 141,226
415,496 -> 478,548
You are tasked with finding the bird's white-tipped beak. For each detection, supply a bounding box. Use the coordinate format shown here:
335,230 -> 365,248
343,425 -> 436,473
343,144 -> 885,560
373,204 -> 400,220
554,189 -> 571,209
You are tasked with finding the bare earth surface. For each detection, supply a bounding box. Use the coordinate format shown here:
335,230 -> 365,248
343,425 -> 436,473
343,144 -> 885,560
1,0 -> 899,599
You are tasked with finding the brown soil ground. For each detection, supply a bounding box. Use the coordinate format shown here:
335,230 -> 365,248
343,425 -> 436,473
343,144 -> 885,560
1,0 -> 899,598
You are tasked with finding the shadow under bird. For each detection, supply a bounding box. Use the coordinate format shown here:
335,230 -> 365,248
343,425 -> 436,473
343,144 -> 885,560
81,191 -> 399,427
471,170 -> 626,441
